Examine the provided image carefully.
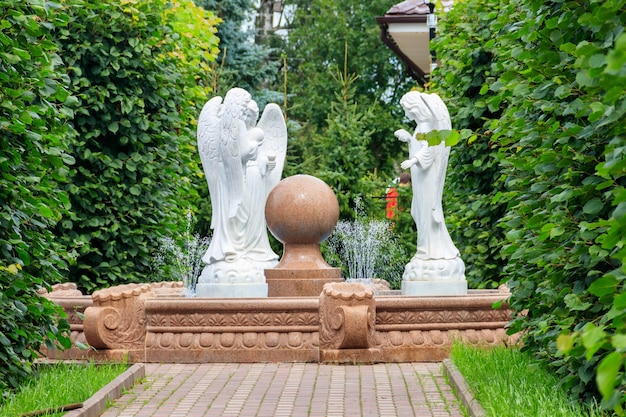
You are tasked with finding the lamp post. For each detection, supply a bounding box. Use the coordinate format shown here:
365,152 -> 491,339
376,0 -> 450,85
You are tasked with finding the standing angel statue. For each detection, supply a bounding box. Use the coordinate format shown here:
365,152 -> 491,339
195,88 -> 287,297
395,91 -> 466,296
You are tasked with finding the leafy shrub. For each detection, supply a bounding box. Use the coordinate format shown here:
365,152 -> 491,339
52,0 -> 219,293
0,268 -> 71,402
0,0 -> 73,399
492,0 -> 625,411
432,0 -> 507,289
433,0 -> 625,411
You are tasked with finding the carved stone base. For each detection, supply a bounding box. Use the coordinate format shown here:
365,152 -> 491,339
319,282 -> 376,350
265,268 -> 342,297
403,256 -> 466,281
402,280 -> 468,297
195,282 -> 268,298
143,297 -> 320,363
198,258 -> 276,284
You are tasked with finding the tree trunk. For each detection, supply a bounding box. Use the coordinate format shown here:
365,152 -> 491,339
255,0 -> 276,44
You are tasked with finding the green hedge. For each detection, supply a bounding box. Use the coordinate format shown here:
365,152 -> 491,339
433,0 -> 507,289
1,0 -> 219,397
0,0 -> 72,400
53,0 -> 219,293
433,0 -> 625,411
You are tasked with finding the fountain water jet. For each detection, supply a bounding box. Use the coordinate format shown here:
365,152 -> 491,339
326,215 -> 406,291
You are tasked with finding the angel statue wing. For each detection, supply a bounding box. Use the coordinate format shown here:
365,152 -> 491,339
257,103 -> 287,196
424,93 -> 451,224
220,88 -> 251,218
197,96 -> 223,229
429,93 -> 452,131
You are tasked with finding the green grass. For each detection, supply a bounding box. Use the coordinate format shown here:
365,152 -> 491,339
0,361 -> 128,417
450,343 -> 604,417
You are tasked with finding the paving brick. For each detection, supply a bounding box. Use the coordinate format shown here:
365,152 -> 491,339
98,362 -> 465,417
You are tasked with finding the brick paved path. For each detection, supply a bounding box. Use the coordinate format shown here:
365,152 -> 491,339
100,363 -> 465,417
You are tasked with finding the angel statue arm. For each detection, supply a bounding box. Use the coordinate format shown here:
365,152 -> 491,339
395,128 -> 427,170
257,153 -> 277,177
394,128 -> 413,142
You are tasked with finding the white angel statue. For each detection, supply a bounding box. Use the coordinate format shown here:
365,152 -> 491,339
395,91 -> 466,295
196,88 -> 287,297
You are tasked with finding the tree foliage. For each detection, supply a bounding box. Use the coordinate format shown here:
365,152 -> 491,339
307,69 -> 377,217
0,0 -> 72,399
52,0 -> 219,292
433,0 -> 626,411
280,0 -> 414,219
197,0 -> 280,103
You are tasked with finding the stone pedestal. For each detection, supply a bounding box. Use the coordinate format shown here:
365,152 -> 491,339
195,283 -> 268,298
265,175 -> 343,297
402,256 -> 467,297
266,268 -> 341,297
401,280 -> 468,296
196,258 -> 274,298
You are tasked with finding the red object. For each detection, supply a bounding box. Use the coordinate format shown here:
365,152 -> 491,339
386,187 -> 399,219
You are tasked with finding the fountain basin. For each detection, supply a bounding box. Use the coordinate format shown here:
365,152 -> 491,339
43,282 -> 514,364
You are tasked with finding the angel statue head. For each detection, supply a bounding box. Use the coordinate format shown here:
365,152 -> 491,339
222,87 -> 252,121
400,91 -> 452,131
245,100 -> 260,130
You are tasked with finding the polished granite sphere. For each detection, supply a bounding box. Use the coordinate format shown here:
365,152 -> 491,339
265,174 -> 339,245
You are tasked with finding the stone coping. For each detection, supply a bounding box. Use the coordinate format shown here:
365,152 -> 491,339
45,285 -> 513,364
443,359 -> 486,417
63,363 -> 146,417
